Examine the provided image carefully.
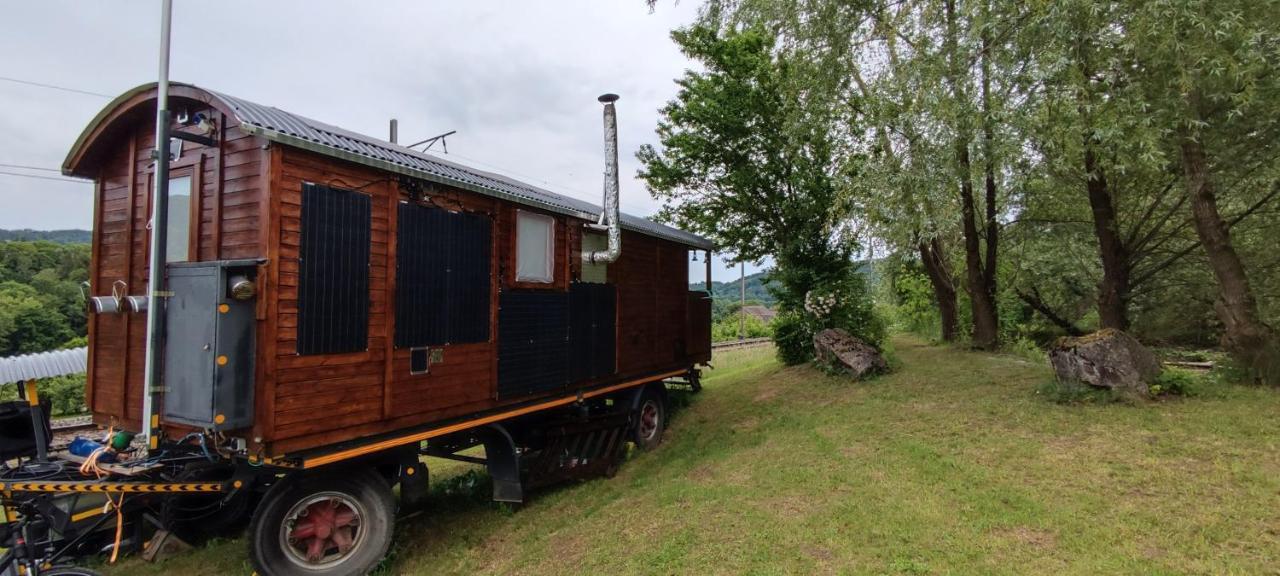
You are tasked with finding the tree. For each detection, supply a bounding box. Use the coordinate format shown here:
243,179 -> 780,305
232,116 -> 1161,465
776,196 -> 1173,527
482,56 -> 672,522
638,24 -> 870,332
1121,0 -> 1280,378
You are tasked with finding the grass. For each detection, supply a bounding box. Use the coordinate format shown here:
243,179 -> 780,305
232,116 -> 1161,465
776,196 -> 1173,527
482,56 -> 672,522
105,337 -> 1280,575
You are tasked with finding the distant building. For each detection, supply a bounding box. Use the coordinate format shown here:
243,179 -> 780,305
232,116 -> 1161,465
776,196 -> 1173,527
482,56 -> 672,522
741,305 -> 777,324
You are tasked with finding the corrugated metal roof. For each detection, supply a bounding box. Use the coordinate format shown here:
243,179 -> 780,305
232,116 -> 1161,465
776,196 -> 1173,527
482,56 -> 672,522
0,347 -> 88,385
200,86 -> 713,250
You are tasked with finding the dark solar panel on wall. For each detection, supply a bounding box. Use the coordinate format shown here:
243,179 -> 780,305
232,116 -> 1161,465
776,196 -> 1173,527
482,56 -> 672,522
394,203 -> 492,348
497,291 -> 569,397
569,283 -> 616,382
298,183 -> 371,355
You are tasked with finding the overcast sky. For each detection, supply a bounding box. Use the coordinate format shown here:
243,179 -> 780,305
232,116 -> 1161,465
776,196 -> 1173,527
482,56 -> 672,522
0,1 -> 768,283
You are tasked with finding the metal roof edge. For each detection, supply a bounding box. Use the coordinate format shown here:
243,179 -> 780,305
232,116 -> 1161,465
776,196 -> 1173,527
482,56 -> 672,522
243,123 -> 715,249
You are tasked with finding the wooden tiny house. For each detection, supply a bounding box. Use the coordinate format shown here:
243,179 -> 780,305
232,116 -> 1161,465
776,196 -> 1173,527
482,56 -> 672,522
64,83 -> 713,460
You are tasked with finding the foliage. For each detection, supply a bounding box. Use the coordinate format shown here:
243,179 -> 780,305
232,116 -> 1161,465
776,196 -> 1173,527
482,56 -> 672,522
686,0 -> 1280,362
711,311 -> 772,342
770,262 -> 884,366
639,23 -> 878,359
1149,370 -> 1199,398
771,311 -> 813,366
0,374 -> 87,417
0,229 -> 91,243
0,241 -> 89,356
694,270 -> 779,307
882,263 -> 941,339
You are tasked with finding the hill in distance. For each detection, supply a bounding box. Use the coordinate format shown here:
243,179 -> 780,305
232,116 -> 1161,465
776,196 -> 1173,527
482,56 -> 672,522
0,229 -> 91,243
695,271 -> 780,306
689,261 -> 881,308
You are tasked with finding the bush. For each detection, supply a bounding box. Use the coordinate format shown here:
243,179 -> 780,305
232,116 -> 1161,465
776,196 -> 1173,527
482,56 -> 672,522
773,311 -> 814,366
0,374 -> 86,416
712,312 -> 772,342
1149,369 -> 1200,397
802,270 -> 886,347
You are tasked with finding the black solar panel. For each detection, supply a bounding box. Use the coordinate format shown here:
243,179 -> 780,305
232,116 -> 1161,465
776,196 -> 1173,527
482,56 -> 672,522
298,183 -> 371,355
394,203 -> 492,348
497,291 -> 569,397
569,283 -> 616,382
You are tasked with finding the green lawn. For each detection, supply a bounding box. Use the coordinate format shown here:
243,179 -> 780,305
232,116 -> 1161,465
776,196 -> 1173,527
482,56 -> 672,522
108,337 -> 1280,575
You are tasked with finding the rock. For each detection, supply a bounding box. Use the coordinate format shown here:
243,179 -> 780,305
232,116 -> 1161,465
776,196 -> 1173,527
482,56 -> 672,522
1048,328 -> 1162,397
813,328 -> 887,379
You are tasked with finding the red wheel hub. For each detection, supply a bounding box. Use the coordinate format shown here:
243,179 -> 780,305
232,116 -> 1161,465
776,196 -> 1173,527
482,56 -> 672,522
288,498 -> 360,562
639,401 -> 660,440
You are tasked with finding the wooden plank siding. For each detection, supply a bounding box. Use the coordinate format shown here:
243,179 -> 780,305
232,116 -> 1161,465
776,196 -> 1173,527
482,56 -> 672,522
78,90 -> 705,458
86,98 -> 266,430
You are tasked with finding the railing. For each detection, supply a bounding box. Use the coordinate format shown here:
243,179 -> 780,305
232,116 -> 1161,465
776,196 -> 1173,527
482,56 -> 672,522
711,337 -> 772,351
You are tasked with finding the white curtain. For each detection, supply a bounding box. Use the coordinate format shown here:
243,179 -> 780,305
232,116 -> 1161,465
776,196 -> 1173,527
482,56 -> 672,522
516,211 -> 554,282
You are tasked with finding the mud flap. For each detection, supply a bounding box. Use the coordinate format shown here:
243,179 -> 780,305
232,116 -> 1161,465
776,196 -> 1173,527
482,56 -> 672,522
475,424 -> 523,503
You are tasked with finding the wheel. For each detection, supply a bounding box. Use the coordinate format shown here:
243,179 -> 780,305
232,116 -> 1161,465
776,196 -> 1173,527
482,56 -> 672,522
632,386 -> 667,450
248,470 -> 395,576
161,461 -> 254,541
41,567 -> 103,576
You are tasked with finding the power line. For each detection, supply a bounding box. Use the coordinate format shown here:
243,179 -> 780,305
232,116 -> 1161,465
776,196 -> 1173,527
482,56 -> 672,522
0,76 -> 113,98
444,150 -> 654,215
0,163 -> 61,172
0,171 -> 87,184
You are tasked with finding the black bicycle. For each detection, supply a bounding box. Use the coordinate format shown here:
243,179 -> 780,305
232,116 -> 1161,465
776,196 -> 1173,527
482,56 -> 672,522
0,494 -> 109,576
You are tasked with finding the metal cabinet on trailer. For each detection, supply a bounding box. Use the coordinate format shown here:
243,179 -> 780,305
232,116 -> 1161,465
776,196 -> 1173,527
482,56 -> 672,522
162,259 -> 261,430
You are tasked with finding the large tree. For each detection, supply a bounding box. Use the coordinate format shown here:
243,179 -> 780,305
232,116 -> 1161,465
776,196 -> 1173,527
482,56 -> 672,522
1122,0 -> 1280,377
638,24 -> 863,313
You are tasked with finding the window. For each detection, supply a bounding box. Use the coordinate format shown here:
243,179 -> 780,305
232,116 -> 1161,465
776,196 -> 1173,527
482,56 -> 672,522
516,211 -> 555,283
165,176 -> 192,263
297,183 -> 371,355
580,232 -> 608,283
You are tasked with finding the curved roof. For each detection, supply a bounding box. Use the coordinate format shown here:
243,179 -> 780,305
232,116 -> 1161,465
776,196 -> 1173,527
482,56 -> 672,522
0,347 -> 87,385
64,83 -> 712,250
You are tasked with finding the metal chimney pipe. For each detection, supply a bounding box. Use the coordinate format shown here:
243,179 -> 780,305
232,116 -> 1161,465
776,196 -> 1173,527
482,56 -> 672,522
390,118 -> 398,144
584,93 -> 622,264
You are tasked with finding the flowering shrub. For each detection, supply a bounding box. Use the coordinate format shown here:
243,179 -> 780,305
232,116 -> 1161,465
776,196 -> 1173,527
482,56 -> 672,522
773,268 -> 885,365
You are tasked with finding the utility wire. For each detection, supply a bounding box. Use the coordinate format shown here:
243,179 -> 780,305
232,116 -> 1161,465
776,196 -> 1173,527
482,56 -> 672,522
0,163 -> 61,172
0,76 -> 113,98
0,171 -> 87,184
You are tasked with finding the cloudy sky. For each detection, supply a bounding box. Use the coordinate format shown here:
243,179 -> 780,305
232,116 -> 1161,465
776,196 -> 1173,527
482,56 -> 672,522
0,1 -> 768,282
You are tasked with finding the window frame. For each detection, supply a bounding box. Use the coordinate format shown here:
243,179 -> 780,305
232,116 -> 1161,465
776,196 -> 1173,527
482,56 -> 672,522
146,165 -> 202,264
514,210 -> 556,284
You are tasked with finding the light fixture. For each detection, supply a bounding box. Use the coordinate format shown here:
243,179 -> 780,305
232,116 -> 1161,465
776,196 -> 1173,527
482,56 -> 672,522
229,275 -> 256,301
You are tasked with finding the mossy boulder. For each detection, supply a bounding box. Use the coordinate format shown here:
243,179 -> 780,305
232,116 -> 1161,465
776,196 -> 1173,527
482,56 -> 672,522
1049,328 -> 1162,398
814,328 -> 886,380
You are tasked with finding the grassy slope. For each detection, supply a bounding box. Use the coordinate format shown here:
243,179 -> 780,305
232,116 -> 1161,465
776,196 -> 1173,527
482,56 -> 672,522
109,338 -> 1280,575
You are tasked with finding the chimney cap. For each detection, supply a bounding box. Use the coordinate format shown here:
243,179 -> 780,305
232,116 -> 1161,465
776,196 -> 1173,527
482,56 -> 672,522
598,93 -> 620,104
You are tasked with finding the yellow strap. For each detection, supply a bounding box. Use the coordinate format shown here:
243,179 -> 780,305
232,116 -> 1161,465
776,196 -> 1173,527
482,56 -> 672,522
23,380 -> 38,407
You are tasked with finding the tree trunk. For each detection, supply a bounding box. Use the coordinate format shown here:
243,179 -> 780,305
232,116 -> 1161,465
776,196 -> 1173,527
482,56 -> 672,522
980,3 -> 1000,342
1016,288 -> 1085,336
946,0 -> 999,350
1180,132 -> 1277,377
1084,145 -> 1131,330
957,142 -> 999,349
919,238 -> 959,342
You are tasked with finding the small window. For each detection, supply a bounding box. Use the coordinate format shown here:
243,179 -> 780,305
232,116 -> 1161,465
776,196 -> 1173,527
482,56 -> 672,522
165,176 -> 192,263
580,232 -> 608,283
516,211 -> 555,283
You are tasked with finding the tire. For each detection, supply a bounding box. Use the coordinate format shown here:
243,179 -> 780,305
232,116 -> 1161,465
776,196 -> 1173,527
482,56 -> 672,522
632,385 -> 667,451
42,567 -> 103,576
248,470 -> 395,576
